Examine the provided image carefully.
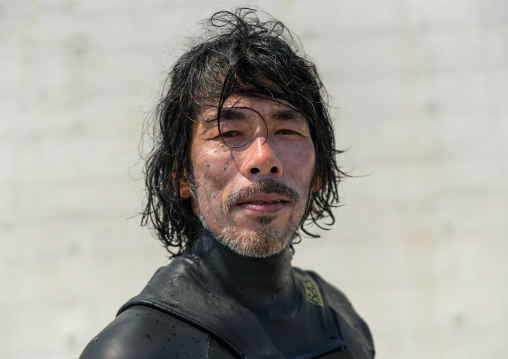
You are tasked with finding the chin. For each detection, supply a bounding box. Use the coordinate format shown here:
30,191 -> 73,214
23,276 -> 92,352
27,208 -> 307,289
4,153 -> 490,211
218,221 -> 297,258
198,212 -> 298,258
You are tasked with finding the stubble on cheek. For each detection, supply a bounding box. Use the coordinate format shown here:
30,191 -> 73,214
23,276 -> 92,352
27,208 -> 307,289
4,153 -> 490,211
190,164 -> 229,231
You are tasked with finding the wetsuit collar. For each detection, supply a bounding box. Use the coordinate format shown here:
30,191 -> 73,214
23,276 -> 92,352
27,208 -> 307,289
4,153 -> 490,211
186,219 -> 300,320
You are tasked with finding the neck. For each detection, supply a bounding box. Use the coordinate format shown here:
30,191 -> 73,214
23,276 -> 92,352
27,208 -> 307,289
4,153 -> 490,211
188,224 -> 300,319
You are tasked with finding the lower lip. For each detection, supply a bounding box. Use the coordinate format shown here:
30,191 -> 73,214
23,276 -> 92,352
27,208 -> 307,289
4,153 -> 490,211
237,202 -> 286,214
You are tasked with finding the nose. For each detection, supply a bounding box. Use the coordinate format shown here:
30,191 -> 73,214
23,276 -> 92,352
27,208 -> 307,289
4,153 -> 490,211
241,137 -> 283,178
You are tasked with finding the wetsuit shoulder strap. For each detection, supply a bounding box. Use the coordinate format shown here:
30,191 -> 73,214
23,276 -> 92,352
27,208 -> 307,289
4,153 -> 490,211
307,271 -> 375,359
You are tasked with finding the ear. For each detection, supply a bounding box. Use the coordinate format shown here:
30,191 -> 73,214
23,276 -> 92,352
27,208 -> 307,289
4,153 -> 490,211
179,175 -> 192,198
312,176 -> 322,193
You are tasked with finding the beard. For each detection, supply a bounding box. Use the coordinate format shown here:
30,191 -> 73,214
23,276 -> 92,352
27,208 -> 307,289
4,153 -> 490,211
201,213 -> 298,258
194,179 -> 307,258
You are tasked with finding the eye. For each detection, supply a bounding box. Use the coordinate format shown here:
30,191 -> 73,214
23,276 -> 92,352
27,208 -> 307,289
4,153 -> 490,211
277,129 -> 297,135
221,131 -> 240,137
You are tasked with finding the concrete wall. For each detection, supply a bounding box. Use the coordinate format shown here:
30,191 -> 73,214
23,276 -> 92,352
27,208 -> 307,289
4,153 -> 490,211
1,1 -> 507,358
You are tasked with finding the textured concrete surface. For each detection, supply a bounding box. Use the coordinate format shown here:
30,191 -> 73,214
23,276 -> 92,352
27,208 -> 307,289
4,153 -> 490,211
1,1 -> 507,358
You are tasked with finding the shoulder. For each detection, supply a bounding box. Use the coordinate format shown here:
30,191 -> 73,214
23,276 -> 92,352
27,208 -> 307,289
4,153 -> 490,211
79,305 -> 236,359
303,270 -> 376,358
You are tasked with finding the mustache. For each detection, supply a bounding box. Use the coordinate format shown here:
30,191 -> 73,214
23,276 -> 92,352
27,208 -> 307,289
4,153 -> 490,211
224,179 -> 299,213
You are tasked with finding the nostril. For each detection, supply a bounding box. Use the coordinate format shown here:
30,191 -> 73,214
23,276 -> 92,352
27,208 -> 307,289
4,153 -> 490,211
251,168 -> 260,174
270,167 -> 277,173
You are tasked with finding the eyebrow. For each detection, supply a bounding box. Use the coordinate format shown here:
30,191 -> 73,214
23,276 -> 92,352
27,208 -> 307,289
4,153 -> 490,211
271,109 -> 304,122
201,107 -> 304,129
202,108 -> 247,129
220,108 -> 248,121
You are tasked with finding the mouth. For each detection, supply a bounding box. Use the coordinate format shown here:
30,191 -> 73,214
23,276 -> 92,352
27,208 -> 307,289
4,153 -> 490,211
245,199 -> 286,204
236,194 -> 289,214
224,179 -> 299,215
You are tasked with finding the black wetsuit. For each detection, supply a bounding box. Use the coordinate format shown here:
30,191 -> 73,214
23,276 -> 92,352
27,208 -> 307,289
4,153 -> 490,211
80,225 -> 375,359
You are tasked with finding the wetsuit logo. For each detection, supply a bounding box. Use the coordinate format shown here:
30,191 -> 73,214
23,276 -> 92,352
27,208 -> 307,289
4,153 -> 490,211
296,273 -> 324,307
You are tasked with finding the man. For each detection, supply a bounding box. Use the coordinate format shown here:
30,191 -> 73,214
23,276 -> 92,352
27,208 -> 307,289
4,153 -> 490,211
80,8 -> 375,359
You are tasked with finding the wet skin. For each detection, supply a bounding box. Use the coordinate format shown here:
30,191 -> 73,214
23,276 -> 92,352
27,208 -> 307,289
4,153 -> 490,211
181,95 -> 318,257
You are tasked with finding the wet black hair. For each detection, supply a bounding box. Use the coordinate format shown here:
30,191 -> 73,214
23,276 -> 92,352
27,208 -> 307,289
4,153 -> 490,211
141,8 -> 345,257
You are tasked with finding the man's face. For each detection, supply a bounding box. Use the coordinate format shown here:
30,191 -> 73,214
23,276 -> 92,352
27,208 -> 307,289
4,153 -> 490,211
182,95 -> 317,257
